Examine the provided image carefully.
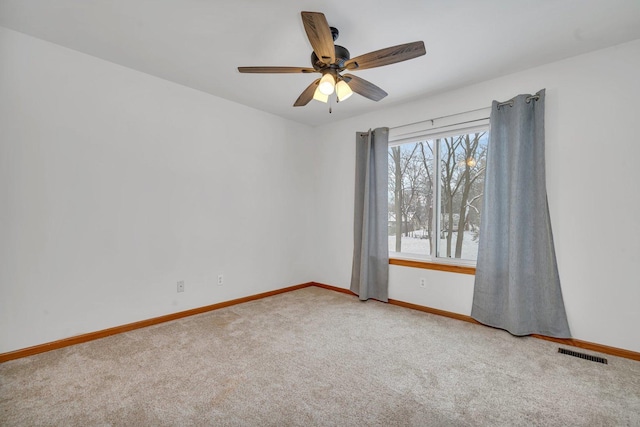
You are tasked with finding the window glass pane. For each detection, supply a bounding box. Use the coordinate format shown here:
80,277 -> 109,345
388,128 -> 488,263
437,132 -> 488,261
388,141 -> 435,256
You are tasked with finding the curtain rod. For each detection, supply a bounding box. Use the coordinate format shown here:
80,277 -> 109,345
391,117 -> 490,140
390,93 -> 540,131
390,106 -> 490,131
496,94 -> 540,109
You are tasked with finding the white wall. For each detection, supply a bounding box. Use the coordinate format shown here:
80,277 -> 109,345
311,39 -> 640,353
2,24 -> 639,356
0,27 -> 316,353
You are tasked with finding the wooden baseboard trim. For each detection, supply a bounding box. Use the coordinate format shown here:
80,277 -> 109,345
387,298 -> 483,325
4,281 -> 638,363
310,282 -> 640,362
527,335 -> 640,361
311,282 -> 357,296
0,282 -> 314,363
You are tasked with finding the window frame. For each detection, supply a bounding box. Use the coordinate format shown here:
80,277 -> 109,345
388,115 -> 490,270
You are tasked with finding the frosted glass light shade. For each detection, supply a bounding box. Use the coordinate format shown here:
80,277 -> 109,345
335,80 -> 353,102
313,87 -> 328,103
318,74 -> 335,95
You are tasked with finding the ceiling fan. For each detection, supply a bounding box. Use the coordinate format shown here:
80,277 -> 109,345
237,11 -> 426,107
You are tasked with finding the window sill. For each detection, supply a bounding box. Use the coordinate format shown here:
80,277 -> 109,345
389,258 -> 476,275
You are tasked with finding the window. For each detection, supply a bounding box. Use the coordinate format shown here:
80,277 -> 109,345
388,124 -> 489,264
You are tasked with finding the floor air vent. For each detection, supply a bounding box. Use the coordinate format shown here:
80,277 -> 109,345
558,348 -> 608,364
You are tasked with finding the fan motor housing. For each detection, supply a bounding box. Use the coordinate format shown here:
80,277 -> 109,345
311,45 -> 351,70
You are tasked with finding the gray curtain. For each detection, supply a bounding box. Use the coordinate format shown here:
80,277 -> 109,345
351,128 -> 389,302
471,90 -> 571,338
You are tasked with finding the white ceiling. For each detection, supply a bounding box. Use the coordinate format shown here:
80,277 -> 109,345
2,0 -> 640,127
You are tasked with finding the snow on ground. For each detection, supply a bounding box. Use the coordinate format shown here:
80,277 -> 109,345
388,231 -> 479,261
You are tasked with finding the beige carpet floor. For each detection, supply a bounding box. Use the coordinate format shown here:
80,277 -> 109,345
1,286 -> 639,426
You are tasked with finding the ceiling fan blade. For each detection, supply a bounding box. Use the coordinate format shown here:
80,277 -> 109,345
238,66 -> 316,73
343,74 -> 388,101
301,11 -> 335,65
344,41 -> 426,71
294,78 -> 321,107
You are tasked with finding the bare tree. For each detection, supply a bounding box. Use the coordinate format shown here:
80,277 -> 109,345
418,141 -> 435,254
453,133 -> 486,258
389,144 -> 420,252
440,133 -> 487,257
390,146 -> 403,252
440,136 -> 462,257
389,132 -> 486,258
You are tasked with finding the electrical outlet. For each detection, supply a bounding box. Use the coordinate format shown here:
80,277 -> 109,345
217,274 -> 224,286
177,280 -> 185,293
419,278 -> 426,288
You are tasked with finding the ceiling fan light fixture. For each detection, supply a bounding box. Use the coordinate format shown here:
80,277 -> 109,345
313,86 -> 329,103
238,12 -> 426,108
318,73 -> 335,95
336,80 -> 353,102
